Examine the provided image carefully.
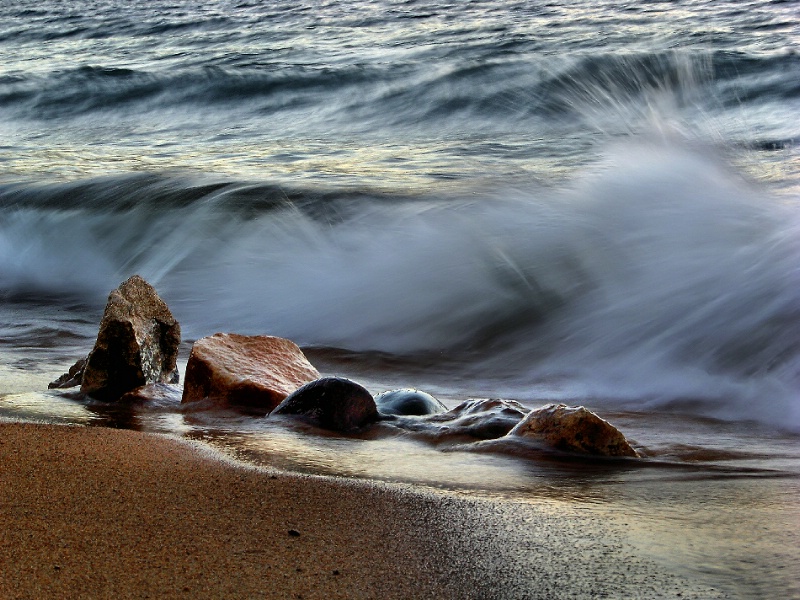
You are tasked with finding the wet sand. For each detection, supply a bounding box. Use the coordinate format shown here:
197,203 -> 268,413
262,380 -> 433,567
0,423 -> 744,599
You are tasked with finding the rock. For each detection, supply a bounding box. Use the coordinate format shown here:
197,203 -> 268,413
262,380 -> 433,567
48,357 -> 88,389
78,275 -> 181,401
509,403 -> 638,457
420,398 -> 529,440
273,377 -> 378,432
119,383 -> 183,404
374,389 -> 447,416
181,333 -> 320,411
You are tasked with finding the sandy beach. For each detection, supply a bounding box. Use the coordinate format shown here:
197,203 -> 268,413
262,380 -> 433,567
0,422 -> 749,599
1,423 -> 474,599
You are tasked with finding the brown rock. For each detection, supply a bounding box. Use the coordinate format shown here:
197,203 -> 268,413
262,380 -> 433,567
79,275 -> 181,401
181,333 -> 320,410
509,403 -> 638,457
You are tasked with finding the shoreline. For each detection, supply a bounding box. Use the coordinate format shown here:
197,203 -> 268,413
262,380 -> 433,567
0,422 -> 738,599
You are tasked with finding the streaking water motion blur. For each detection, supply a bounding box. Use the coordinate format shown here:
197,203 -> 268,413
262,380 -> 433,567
2,0 -> 799,426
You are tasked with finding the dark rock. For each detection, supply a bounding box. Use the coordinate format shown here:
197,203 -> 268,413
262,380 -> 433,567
181,333 -> 320,410
509,403 -> 639,457
374,388 -> 447,416
78,275 -> 180,401
273,377 -> 378,432
420,398 -> 529,440
48,357 -> 87,389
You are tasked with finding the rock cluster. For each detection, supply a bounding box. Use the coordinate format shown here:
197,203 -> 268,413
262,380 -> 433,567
49,278 -> 640,456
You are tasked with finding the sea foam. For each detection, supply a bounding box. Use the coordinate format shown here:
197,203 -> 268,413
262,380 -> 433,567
1,139 -> 798,428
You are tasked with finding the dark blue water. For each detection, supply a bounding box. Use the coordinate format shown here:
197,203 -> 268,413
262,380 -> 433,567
1,0 -> 798,185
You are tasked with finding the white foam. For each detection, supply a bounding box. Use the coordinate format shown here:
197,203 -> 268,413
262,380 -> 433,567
2,139 -> 798,428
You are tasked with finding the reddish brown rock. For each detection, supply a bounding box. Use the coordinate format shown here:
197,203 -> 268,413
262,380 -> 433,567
181,333 -> 320,410
77,275 -> 181,401
509,403 -> 638,457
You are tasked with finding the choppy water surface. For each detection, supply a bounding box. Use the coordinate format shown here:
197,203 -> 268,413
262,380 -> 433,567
1,0 -> 798,186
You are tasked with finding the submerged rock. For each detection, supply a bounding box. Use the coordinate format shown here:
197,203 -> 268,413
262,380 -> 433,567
48,357 -> 88,389
509,403 -> 638,457
54,275 -> 181,401
273,377 -> 378,432
374,388 -> 447,416
119,382 -> 183,404
181,333 -> 320,411
420,398 -> 529,440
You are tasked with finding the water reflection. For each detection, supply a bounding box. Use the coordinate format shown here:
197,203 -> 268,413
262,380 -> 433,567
1,387 -> 798,504
0,391 -> 101,426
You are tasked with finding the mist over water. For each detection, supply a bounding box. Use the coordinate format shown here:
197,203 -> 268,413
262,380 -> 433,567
2,138 -> 799,429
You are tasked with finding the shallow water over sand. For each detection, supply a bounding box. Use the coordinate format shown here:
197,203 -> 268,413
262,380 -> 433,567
4,387 -> 799,599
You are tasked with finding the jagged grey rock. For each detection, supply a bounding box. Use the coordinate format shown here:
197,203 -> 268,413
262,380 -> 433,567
421,398 -> 529,439
77,275 -> 181,401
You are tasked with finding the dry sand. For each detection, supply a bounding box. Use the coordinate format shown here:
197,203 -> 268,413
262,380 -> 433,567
0,423 -> 726,599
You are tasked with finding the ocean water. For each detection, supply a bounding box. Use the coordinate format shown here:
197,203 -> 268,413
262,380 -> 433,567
1,0 -> 800,595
